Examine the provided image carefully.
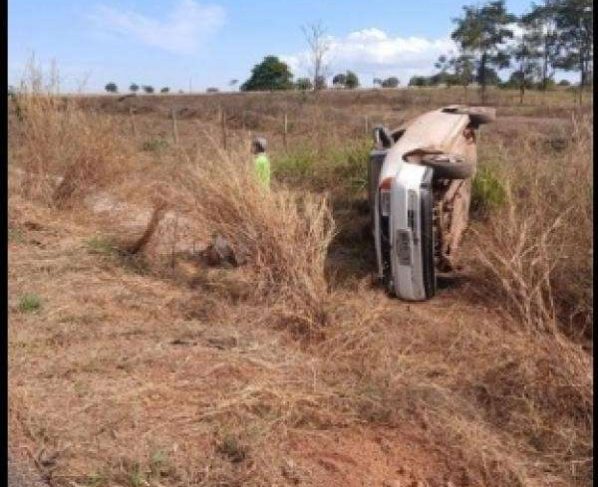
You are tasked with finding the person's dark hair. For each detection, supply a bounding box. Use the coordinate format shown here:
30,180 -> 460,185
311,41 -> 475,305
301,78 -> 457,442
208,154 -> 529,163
252,136 -> 267,154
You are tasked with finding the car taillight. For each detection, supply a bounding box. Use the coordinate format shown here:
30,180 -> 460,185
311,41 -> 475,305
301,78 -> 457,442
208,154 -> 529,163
379,177 -> 392,216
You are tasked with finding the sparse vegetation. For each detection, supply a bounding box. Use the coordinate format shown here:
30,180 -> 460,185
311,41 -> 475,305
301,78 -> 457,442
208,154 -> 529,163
8,62 -> 592,487
18,293 -> 41,313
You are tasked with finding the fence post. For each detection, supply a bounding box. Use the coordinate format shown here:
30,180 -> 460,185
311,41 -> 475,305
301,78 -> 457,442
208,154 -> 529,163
129,107 -> 137,137
220,106 -> 227,150
364,115 -> 369,134
283,113 -> 288,151
170,108 -> 179,144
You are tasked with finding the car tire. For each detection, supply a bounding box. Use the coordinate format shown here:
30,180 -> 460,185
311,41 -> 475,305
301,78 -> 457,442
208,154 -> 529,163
420,153 -> 475,180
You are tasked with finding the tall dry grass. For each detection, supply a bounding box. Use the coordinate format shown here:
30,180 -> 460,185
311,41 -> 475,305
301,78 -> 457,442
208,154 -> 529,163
176,136 -> 336,333
8,61 -> 131,208
473,112 -> 593,338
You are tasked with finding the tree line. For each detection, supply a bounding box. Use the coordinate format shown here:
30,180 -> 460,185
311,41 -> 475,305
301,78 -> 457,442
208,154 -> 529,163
412,0 -> 592,102
103,0 -> 591,100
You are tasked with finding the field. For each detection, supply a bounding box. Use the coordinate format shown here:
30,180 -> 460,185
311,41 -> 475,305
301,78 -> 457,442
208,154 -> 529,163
8,80 -> 593,487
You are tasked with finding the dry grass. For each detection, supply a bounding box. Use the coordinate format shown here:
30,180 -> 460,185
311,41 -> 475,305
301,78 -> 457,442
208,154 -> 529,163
175,137 -> 336,334
7,69 -> 593,487
473,112 -> 593,338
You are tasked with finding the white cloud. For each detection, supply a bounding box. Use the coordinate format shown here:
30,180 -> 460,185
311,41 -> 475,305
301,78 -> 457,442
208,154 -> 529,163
282,28 -> 457,84
90,0 -> 225,54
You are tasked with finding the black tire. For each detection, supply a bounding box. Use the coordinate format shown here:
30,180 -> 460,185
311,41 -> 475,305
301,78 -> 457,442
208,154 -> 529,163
420,153 -> 475,180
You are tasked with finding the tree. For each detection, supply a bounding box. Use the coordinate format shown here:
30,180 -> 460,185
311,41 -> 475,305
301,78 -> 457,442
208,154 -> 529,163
451,0 -> 516,101
522,1 -> 560,91
552,0 -> 593,97
142,85 -> 154,94
302,22 -> 331,91
314,75 -> 327,90
104,82 -> 118,93
332,73 -> 347,88
229,79 -> 238,88
206,87 -> 219,93
295,77 -> 313,90
345,70 -> 359,89
409,76 -> 429,87
509,17 -> 542,103
373,78 -> 383,87
558,78 -> 571,86
160,87 -> 170,93
452,54 -> 476,89
381,77 -> 400,88
129,83 -> 139,93
240,56 -> 294,91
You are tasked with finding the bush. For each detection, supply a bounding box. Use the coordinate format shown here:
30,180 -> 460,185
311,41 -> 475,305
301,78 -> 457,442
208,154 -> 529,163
18,293 -> 41,313
142,138 -> 169,152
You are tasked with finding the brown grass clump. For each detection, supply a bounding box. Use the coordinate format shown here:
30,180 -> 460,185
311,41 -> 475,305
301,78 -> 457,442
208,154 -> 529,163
176,136 -> 336,333
473,112 -> 593,338
9,61 -> 131,208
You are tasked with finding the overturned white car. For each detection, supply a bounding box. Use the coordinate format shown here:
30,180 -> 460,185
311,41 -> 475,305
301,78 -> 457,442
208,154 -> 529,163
368,105 -> 495,301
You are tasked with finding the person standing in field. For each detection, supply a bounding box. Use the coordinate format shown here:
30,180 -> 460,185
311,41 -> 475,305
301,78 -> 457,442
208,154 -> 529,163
251,136 -> 270,189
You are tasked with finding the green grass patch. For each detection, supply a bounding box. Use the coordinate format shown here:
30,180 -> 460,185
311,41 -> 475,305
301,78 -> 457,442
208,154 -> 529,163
86,235 -> 116,256
18,293 -> 41,313
141,138 -> 169,152
472,165 -> 507,217
273,138 -> 370,193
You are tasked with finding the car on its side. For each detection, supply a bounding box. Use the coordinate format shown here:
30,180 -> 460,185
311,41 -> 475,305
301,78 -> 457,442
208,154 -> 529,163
368,105 -> 495,301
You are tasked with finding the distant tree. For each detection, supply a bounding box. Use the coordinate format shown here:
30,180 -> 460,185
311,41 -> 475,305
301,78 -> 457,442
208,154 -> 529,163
229,79 -> 238,88
295,77 -> 313,90
206,87 -> 219,93
178,89 -> 185,94
241,55 -> 294,91
373,78 -> 383,87
160,87 -> 170,93
105,82 -> 118,93
314,75 -> 327,90
8,85 -> 16,97
408,76 -> 429,87
510,17 -> 542,103
552,0 -> 593,98
451,1 -> 516,101
332,73 -> 347,88
558,78 -> 571,86
302,22 -> 331,91
381,76 -> 400,88
129,83 -> 139,93
522,2 -> 560,91
345,70 -> 359,89
142,85 -> 154,94
452,54 -> 476,89
480,67 -> 503,85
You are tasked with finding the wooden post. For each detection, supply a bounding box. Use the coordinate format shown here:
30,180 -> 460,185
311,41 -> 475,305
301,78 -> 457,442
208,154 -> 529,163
129,107 -> 137,137
170,108 -> 179,144
364,115 -> 369,134
220,106 -> 227,150
283,113 -> 288,151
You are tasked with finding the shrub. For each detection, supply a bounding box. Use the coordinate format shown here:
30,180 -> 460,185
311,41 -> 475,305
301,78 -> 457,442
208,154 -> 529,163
18,293 -> 41,313
141,138 -> 169,152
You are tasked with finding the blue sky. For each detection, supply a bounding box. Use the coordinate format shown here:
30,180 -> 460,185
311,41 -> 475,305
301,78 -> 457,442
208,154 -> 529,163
9,0 -> 569,93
